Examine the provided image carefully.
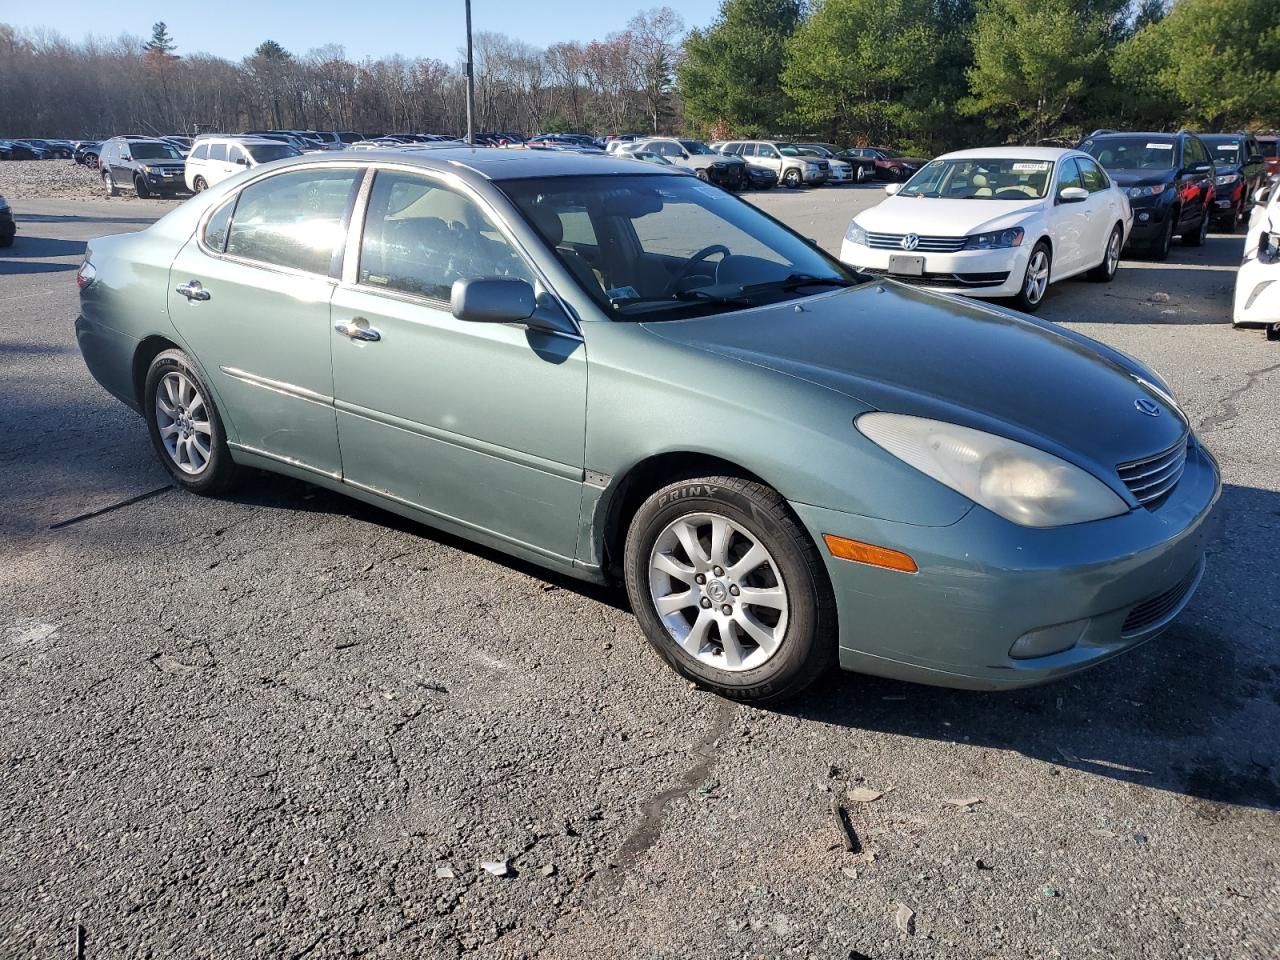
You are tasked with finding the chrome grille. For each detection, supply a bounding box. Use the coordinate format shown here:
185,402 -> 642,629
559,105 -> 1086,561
1120,557 -> 1204,637
1117,434 -> 1189,507
866,233 -> 967,252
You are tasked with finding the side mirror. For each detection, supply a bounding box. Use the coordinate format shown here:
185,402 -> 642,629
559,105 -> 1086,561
1058,186 -> 1089,203
121,154 -> 131,161
235,157 -> 249,166
1254,186 -> 1272,206
884,183 -> 902,196
451,277 -> 536,324
679,151 -> 689,159
1248,154 -> 1265,166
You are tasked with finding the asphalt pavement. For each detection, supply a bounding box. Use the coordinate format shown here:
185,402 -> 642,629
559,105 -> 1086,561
1,188 -> 1277,959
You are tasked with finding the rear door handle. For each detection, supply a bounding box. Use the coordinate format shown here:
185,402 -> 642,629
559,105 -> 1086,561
175,280 -> 210,301
334,318 -> 381,342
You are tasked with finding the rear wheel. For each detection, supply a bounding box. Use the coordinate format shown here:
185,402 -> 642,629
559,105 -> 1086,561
144,349 -> 240,495
1088,225 -> 1123,282
623,476 -> 836,703
1010,241 -> 1052,312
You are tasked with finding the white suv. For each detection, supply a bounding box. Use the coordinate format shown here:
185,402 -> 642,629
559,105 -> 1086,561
184,136 -> 300,193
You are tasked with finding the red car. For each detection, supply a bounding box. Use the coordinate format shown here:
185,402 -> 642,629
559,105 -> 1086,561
840,147 -> 927,181
1258,135 -> 1279,178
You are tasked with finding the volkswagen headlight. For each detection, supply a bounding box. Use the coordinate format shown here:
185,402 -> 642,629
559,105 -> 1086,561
857,413 -> 1128,528
845,221 -> 867,245
1216,173 -> 1240,186
962,227 -> 1024,250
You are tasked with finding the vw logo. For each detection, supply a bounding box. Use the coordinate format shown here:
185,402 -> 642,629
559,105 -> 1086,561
900,233 -> 920,251
1134,398 -> 1161,417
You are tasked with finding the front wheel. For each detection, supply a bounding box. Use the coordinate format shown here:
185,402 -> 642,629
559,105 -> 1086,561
1010,241 -> 1052,312
134,176 -> 151,199
782,168 -> 802,189
103,170 -> 118,197
1183,206 -> 1209,246
144,349 -> 240,495
193,176 -> 208,193
623,476 -> 837,703
1088,226 -> 1123,282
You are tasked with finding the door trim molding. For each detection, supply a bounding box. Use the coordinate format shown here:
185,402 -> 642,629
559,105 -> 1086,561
227,441 -> 342,480
220,366 -> 334,407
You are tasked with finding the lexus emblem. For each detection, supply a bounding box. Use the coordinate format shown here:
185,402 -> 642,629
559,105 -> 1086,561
900,233 -> 920,251
1134,398 -> 1161,417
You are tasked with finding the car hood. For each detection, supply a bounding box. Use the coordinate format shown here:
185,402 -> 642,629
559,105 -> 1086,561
1104,168 -> 1176,188
855,196 -> 1042,236
641,283 -> 1188,482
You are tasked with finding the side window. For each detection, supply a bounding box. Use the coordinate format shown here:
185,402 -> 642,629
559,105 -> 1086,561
191,143 -> 209,161
228,145 -> 247,165
225,167 -> 361,274
1076,157 -> 1108,192
739,144 -> 755,157
358,170 -> 534,301
760,145 -> 779,158
209,143 -> 227,162
1056,158 -> 1085,192
203,198 -> 234,252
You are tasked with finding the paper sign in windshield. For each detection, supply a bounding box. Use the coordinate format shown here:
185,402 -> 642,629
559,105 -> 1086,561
1146,143 -> 1174,150
1011,162 -> 1050,171
1216,144 -> 1240,150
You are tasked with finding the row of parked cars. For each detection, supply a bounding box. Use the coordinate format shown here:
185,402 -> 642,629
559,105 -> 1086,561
836,128 -> 1279,327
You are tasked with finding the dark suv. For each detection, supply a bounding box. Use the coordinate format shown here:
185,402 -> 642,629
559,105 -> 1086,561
1077,130 -> 1216,259
98,137 -> 188,198
1197,132 -> 1268,231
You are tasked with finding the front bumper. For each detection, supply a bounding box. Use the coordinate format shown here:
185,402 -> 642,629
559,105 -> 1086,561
791,437 -> 1221,690
1232,255 -> 1280,327
1126,198 -> 1177,245
839,239 -> 1028,298
825,168 -> 853,184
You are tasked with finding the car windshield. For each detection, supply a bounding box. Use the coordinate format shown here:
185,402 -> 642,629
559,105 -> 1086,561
1201,137 -> 1244,164
1079,137 -> 1176,169
899,157 -> 1054,199
680,140 -> 716,156
801,145 -> 833,157
499,174 -> 860,320
131,142 -> 183,160
878,149 -> 904,158
1260,140 -> 1278,158
246,143 -> 301,163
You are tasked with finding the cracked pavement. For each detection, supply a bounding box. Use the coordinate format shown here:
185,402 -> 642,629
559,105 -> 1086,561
1,190 -> 1277,959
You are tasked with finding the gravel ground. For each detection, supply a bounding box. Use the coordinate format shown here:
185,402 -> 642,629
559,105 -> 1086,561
0,158 -> 188,205
0,186 -> 1277,960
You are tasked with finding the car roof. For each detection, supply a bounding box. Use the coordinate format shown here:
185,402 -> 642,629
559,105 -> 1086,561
1086,131 -> 1185,139
288,147 -> 676,181
937,146 -> 1082,161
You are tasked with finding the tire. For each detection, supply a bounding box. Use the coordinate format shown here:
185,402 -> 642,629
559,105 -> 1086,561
1088,225 -> 1123,282
623,475 -> 837,703
783,168 -> 802,189
103,170 -> 118,197
193,176 -> 208,193
0,234 -> 13,249
1151,215 -> 1175,261
143,349 -> 240,495
134,176 -> 151,199
854,164 -> 867,183
1183,205 -> 1209,246
695,168 -> 709,181
1010,240 -> 1052,312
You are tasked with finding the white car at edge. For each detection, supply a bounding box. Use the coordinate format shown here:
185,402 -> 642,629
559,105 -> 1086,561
840,146 -> 1132,311
1233,178 -> 1280,339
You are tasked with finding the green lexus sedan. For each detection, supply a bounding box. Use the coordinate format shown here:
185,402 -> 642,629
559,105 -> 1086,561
75,149 -> 1220,702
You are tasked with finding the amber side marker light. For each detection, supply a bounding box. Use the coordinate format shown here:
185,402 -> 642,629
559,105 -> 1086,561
822,534 -> 918,574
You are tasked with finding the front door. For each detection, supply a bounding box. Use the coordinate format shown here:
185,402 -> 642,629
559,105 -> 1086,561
1050,158 -> 1088,276
166,165 -> 365,477
329,168 -> 588,563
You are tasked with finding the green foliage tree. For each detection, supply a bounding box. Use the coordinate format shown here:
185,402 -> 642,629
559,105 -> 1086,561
780,0 -> 971,152
1113,0 -> 1280,130
962,0 -> 1117,143
144,22 -> 177,59
677,0 -> 803,137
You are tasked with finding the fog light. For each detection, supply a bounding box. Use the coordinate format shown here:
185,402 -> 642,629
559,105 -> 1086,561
1009,619 -> 1088,659
1137,211 -> 1151,222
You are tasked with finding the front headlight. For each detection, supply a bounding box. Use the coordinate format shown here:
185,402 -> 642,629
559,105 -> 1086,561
962,227 -> 1024,250
845,221 -> 867,245
1128,184 -> 1171,199
1216,173 -> 1240,186
857,413 -> 1129,528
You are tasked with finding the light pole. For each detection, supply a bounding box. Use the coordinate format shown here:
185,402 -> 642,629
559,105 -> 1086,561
464,0 -> 475,145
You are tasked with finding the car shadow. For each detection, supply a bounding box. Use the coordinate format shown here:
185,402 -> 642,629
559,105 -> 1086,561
15,213 -> 163,226
0,259 -> 79,276
0,236 -> 86,259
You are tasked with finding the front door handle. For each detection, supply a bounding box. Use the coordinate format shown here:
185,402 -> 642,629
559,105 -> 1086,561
175,280 -> 210,301
334,318 -> 381,342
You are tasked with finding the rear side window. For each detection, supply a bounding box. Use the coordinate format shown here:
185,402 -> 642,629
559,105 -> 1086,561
191,143 -> 209,161
225,167 -> 362,274
209,143 -> 227,162
203,199 -> 234,252
357,170 -> 533,301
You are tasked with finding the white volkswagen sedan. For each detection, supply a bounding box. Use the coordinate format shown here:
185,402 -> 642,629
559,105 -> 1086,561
840,147 -> 1132,311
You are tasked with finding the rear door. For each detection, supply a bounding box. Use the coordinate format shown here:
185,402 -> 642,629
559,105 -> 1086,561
328,167 -> 588,561
166,165 -> 365,477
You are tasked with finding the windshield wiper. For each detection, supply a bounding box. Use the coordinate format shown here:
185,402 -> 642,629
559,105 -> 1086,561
739,273 -> 857,293
611,288 -> 752,310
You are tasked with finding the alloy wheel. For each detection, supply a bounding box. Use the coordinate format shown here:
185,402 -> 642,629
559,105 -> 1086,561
155,370 -> 213,475
647,511 -> 789,672
1023,248 -> 1050,304
1105,230 -> 1121,277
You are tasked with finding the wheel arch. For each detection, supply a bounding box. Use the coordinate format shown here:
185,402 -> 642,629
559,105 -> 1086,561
132,335 -> 182,407
598,450 -> 776,580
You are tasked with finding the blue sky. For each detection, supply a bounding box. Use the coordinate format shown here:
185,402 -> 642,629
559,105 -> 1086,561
4,0 -> 722,62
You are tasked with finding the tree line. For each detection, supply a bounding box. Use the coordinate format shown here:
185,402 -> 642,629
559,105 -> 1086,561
1,0 -> 1277,151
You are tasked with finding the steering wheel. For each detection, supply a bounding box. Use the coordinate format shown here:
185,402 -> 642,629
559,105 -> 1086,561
663,244 -> 731,295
